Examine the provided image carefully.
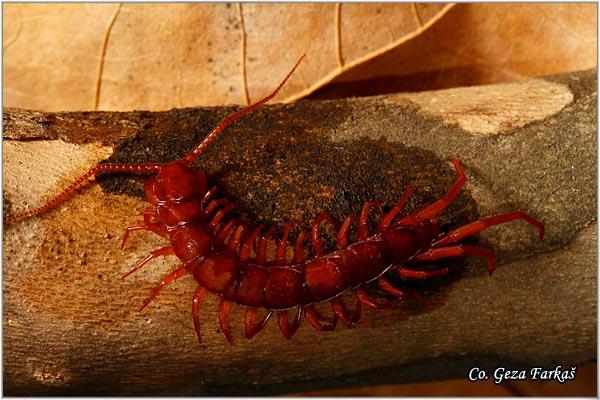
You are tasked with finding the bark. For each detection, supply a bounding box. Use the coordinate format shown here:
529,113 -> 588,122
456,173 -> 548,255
3,69 -> 596,395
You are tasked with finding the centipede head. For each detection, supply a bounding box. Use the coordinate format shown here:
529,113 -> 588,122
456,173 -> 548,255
145,162 -> 207,205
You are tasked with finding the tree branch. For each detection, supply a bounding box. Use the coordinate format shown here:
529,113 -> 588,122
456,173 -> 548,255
3,70 -> 596,395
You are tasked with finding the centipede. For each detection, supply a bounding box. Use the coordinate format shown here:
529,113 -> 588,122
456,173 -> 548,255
5,55 -> 545,344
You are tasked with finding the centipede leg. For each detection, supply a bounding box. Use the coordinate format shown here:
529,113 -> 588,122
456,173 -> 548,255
203,198 -> 228,219
216,219 -> 237,243
143,210 -> 168,236
256,226 -> 276,264
415,245 -> 495,275
227,225 -> 246,254
241,225 -> 263,262
191,287 -> 207,344
433,211 -> 545,247
397,267 -> 449,279
219,300 -> 234,345
120,225 -> 146,250
356,287 -> 392,309
202,186 -> 219,207
358,201 -> 383,240
378,276 -> 410,299
304,305 -> 338,331
244,308 -> 273,339
123,246 -> 175,279
415,158 -> 466,220
337,216 -> 358,248
120,211 -> 165,250
209,203 -> 236,229
330,297 -> 361,327
277,308 -> 302,339
139,265 -> 187,312
294,231 -> 310,262
376,185 -> 414,233
311,212 -> 340,256
276,222 -> 294,265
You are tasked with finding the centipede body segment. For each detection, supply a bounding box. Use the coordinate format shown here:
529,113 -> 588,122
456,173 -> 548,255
5,56 -> 545,345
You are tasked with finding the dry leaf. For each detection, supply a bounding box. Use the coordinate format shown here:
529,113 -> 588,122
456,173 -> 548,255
3,3 -> 452,111
312,3 -> 597,97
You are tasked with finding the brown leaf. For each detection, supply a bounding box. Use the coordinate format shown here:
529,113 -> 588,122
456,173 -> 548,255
3,3 -> 452,111
313,3 -> 597,97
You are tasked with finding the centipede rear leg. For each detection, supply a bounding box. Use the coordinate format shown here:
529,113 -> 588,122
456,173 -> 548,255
389,159 -> 543,279
433,211 -> 545,247
416,245 -> 496,275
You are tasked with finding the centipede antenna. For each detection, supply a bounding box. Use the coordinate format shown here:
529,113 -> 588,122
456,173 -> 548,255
5,163 -> 162,224
182,54 -> 306,166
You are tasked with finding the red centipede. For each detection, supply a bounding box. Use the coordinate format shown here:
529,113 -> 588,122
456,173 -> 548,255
6,55 -> 545,344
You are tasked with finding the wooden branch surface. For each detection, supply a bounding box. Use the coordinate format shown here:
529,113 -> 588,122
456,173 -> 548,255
3,70 -> 597,395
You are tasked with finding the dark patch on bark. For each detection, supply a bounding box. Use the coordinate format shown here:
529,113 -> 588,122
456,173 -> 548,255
96,99 -> 478,300
97,100 -> 477,230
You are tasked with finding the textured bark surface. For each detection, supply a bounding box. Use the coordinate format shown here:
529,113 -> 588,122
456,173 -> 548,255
3,70 -> 596,395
